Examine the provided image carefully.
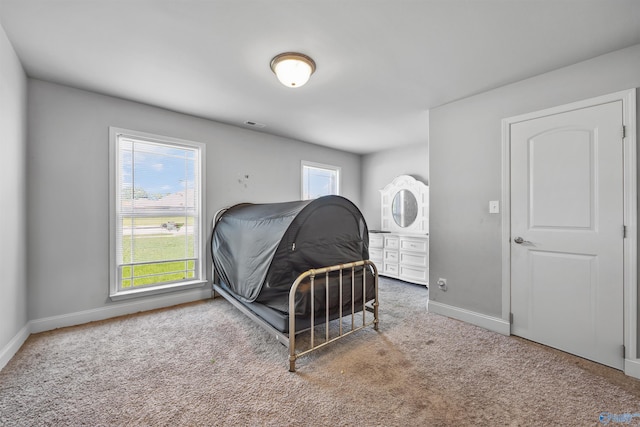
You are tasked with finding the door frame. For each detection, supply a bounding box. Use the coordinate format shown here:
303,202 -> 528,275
500,89 -> 638,377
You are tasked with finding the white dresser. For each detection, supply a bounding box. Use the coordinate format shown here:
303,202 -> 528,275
369,232 -> 428,286
371,175 -> 429,286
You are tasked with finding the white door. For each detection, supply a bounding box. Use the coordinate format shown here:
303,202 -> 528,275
510,100 -> 624,369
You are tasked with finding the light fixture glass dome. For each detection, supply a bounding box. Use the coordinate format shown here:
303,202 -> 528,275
270,52 -> 316,88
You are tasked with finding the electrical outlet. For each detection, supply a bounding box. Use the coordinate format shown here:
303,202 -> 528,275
437,278 -> 447,291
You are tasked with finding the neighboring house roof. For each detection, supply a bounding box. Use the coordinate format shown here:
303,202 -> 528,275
121,190 -> 196,210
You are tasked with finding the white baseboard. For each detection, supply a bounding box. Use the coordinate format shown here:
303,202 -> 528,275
624,358 -> 640,380
30,287 -> 212,333
0,323 -> 31,371
427,299 -> 511,335
1,287 -> 212,372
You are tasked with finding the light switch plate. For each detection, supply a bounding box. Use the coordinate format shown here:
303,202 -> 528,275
489,200 -> 500,214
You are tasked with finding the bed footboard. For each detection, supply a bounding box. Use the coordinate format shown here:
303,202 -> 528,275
212,259 -> 379,372
288,260 -> 379,372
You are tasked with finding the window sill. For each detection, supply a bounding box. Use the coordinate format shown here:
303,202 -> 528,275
109,280 -> 209,301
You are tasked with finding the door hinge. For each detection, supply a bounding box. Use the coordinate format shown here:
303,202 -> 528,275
623,225 -> 627,238
622,126 -> 626,139
622,344 -> 626,358
509,312 -> 513,324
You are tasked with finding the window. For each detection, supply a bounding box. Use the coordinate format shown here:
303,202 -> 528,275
301,161 -> 341,200
109,128 -> 206,299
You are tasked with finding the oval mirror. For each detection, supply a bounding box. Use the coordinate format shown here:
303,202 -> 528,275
392,189 -> 418,228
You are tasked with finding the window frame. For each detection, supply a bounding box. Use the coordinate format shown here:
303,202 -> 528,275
301,160 -> 341,200
109,127 -> 207,300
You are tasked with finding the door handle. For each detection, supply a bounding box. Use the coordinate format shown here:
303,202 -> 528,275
513,237 -> 532,244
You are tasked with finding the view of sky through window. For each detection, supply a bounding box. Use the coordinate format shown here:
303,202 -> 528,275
302,162 -> 339,200
120,139 -> 196,203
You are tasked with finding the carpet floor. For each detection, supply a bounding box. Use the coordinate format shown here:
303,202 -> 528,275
1,277 -> 640,426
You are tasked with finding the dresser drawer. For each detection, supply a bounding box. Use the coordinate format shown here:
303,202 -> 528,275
369,247 -> 383,262
399,251 -> 428,268
384,249 -> 399,263
384,236 -> 399,249
399,237 -> 428,253
399,265 -> 428,285
383,262 -> 399,277
369,233 -> 384,248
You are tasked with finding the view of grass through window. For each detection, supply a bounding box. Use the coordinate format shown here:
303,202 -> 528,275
120,216 -> 196,288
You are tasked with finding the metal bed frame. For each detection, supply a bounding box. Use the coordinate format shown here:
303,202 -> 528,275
212,260 -> 379,372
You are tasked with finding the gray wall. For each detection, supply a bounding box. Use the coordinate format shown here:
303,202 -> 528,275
361,142 -> 429,230
429,43 -> 640,319
27,80 -> 362,320
0,24 -> 28,353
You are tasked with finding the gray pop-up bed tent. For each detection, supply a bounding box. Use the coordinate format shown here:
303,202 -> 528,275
211,195 -> 376,333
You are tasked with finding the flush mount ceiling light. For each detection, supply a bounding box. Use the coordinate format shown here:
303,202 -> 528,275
270,52 -> 316,88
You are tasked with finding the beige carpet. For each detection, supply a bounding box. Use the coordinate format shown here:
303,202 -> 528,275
1,277 -> 640,426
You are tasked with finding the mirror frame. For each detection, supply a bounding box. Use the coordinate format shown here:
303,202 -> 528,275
380,175 -> 429,234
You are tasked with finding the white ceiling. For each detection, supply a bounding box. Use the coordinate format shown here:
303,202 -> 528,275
2,0 -> 640,154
